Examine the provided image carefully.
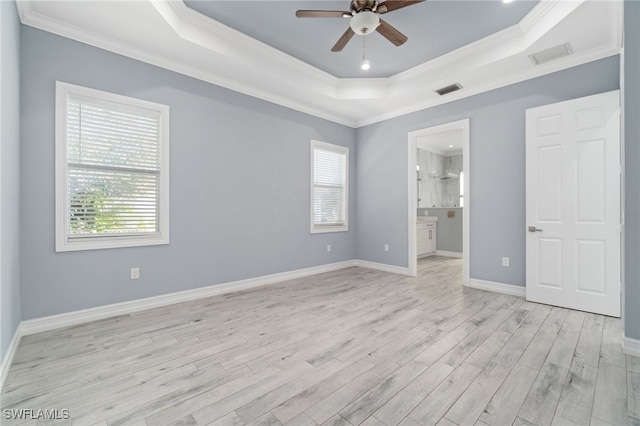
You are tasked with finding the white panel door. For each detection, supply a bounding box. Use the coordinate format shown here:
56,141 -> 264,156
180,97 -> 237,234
525,90 -> 620,317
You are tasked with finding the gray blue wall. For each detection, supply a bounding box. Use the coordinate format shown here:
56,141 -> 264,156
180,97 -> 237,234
624,1 -> 640,341
418,208 -> 463,253
20,27 -> 356,320
356,56 -> 620,287
10,8 -> 640,346
0,1 -> 22,364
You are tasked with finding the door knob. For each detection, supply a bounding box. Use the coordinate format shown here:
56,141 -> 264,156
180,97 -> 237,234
528,226 -> 543,232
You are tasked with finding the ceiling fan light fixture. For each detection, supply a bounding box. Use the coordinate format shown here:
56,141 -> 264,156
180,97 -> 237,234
350,11 -> 380,35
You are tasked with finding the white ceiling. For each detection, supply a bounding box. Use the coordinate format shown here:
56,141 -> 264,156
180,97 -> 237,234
417,129 -> 463,156
16,0 -> 622,128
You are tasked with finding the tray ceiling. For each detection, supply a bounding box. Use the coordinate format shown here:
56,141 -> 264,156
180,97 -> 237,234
185,0 -> 538,78
16,0 -> 622,127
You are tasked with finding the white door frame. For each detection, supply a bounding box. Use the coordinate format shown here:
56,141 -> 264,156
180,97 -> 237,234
408,118 -> 470,283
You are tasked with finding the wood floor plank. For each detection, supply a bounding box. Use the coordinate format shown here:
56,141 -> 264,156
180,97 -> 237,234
192,361 -> 315,425
592,361 -> 628,426
0,258 -> 633,426
589,416 -> 618,426
444,328 -> 535,425
321,414 -> 353,426
397,417 -> 425,426
517,362 -> 569,425
235,359 -> 345,423
304,360 -> 400,425
359,416 -> 387,426
545,312 -> 583,369
517,331 -> 559,371
244,412 -> 282,426
436,417 -> 458,426
407,362 -> 482,426
282,413 -> 317,426
554,359 -> 598,425
573,313 -> 603,368
338,360 -> 429,425
205,411 -> 245,426
373,361 -> 454,426
600,328 -> 626,368
479,363 -> 539,426
143,365 -> 282,426
270,359 -> 374,424
629,355 -> 640,420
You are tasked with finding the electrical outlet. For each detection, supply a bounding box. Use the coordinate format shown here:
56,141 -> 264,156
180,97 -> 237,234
502,257 -> 510,267
131,267 -> 140,280
327,244 -> 332,252
384,244 -> 390,252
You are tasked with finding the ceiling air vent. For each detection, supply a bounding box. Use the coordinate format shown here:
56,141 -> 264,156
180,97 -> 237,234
528,43 -> 573,65
435,83 -> 462,96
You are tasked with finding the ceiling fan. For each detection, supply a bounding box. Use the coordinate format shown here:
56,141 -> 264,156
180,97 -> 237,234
296,0 -> 425,52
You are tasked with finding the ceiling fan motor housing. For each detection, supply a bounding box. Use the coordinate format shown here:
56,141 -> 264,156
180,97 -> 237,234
295,0 -> 420,51
350,11 -> 381,35
351,0 -> 380,13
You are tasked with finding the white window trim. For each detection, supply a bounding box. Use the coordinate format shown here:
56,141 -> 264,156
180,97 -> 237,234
55,81 -> 170,252
310,140 -> 349,234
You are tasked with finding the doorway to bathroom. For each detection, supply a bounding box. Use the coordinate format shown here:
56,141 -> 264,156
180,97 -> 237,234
408,119 -> 470,284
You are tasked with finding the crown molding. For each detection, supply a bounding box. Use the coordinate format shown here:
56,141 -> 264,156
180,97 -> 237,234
357,45 -> 621,127
15,0 -> 622,128
16,0 -> 360,127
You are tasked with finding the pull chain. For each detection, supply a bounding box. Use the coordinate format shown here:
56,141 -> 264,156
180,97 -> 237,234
361,36 -> 370,70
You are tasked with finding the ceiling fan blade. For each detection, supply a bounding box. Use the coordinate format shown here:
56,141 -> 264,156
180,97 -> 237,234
296,10 -> 351,18
377,0 -> 424,14
331,27 -> 355,52
376,18 -> 408,46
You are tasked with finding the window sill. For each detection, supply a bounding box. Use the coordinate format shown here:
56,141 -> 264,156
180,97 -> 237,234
56,234 -> 169,252
310,225 -> 348,234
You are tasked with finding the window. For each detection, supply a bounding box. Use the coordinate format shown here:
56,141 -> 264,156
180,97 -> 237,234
310,140 -> 348,233
55,82 -> 170,252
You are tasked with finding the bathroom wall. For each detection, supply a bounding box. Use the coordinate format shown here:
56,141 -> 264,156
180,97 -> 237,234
417,149 -> 462,208
443,155 -> 463,207
417,208 -> 463,253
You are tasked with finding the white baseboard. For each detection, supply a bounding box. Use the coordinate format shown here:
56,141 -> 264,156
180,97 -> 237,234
21,260 -> 357,336
352,260 -> 412,276
435,250 -> 463,258
1,323 -> 22,392
466,278 -> 526,297
623,335 -> 640,358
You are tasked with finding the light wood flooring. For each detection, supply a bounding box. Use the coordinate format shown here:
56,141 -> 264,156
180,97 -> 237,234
1,257 -> 639,426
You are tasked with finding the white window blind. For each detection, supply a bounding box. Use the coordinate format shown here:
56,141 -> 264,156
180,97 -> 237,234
56,82 -> 170,251
311,140 -> 348,233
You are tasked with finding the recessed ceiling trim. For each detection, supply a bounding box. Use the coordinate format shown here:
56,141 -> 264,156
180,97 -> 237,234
153,1 -> 338,86
15,0 -> 622,128
519,0 -> 578,33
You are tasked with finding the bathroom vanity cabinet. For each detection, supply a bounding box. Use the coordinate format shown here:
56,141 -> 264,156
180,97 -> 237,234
417,217 -> 437,257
